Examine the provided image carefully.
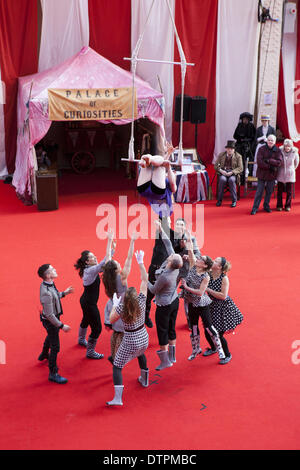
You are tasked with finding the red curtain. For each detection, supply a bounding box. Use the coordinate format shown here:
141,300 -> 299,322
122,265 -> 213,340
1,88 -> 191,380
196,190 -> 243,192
294,2 -> 300,134
277,54 -> 290,140
88,0 -> 131,71
0,0 -> 38,174
172,0 -> 218,164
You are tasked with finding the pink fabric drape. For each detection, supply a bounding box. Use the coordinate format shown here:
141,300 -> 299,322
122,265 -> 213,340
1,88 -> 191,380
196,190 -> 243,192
0,0 -> 38,174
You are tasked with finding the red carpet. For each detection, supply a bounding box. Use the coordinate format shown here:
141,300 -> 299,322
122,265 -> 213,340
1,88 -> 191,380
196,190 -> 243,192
0,167 -> 300,450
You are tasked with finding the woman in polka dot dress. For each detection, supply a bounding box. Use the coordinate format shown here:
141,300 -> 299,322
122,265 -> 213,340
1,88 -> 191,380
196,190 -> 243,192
206,257 -> 243,364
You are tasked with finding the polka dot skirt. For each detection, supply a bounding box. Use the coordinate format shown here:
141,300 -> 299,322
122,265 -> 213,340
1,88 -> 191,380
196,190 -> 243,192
208,274 -> 243,334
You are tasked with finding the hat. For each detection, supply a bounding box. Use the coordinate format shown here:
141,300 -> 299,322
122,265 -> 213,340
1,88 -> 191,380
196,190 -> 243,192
240,112 -> 253,121
225,140 -> 236,149
261,114 -> 270,121
37,263 -> 50,279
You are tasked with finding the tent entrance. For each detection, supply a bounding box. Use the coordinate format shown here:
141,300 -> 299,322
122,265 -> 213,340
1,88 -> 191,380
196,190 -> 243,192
35,117 -> 163,208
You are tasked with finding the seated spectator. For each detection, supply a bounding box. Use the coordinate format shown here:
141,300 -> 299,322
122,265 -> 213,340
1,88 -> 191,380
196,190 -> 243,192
214,140 -> 243,208
36,143 -> 51,171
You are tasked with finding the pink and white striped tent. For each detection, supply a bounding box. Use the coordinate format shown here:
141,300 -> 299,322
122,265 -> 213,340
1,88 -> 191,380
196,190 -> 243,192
13,46 -> 165,199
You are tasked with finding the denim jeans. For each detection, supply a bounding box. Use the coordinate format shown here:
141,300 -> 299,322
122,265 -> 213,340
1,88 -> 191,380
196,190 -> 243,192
252,179 -> 275,211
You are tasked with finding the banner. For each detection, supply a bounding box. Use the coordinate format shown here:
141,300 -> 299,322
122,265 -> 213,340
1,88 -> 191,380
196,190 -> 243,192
48,88 -> 137,121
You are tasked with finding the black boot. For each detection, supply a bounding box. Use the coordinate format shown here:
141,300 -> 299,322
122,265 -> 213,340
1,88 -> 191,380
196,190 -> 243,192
38,351 -> 49,361
48,369 -> 68,384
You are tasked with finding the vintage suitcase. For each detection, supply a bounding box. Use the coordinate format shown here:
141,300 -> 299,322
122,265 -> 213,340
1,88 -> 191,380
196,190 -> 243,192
36,171 -> 58,211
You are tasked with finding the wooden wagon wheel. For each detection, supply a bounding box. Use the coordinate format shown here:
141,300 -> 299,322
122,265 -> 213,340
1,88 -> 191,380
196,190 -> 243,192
71,151 -> 96,174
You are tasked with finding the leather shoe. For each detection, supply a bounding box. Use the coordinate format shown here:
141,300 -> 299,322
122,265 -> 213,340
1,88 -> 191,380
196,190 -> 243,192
231,202 -> 237,208
216,201 -> 222,207
250,209 -> 256,215
285,207 -> 291,212
48,372 -> 68,384
264,207 -> 272,213
276,207 -> 283,211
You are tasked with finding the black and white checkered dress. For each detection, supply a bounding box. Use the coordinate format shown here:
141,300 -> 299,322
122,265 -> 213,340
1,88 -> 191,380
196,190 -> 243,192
208,273 -> 243,334
113,293 -> 149,369
184,266 -> 212,307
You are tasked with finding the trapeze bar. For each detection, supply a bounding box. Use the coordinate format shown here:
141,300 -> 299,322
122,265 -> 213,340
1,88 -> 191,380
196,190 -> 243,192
124,57 -> 195,67
121,158 -> 200,166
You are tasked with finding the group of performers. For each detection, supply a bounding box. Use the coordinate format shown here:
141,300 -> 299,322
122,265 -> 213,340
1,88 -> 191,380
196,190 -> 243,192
37,142 -> 243,405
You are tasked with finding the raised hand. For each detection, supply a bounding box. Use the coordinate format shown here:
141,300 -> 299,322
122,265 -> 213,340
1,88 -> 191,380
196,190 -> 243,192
112,293 -> 122,308
135,250 -> 144,265
107,228 -> 114,240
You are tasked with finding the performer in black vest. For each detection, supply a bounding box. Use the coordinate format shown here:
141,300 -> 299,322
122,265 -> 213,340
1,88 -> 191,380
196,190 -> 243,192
38,264 -> 73,384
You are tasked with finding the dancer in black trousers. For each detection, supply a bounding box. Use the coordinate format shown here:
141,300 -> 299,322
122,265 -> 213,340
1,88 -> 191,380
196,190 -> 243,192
145,216 -> 176,328
148,220 -> 183,370
181,231 -> 225,362
74,230 -> 114,359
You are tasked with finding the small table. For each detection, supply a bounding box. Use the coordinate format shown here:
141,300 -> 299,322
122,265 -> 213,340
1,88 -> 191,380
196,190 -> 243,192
174,170 -> 209,203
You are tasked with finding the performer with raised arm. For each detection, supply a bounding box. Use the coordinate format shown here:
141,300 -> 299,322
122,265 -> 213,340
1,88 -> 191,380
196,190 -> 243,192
148,220 -> 183,370
181,231 -> 225,362
206,257 -> 243,364
106,250 -> 149,406
102,232 -> 138,363
74,229 -> 114,359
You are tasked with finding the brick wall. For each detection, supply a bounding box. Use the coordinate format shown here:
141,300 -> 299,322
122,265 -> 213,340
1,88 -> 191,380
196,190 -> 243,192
255,0 -> 285,128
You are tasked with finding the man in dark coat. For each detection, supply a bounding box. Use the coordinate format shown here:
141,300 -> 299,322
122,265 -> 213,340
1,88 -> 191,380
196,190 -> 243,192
233,112 -> 256,182
251,135 -> 283,215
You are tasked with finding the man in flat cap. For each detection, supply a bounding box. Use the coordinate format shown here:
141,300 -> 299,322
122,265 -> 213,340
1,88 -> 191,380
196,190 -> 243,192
214,140 -> 243,208
255,114 -> 276,148
37,264 -> 73,384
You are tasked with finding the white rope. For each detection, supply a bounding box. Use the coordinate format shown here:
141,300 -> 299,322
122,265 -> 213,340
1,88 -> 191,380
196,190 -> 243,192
124,0 -> 194,169
128,0 -> 156,160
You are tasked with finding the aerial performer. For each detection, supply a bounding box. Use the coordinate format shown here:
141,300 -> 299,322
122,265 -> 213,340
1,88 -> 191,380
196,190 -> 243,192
136,142 -> 177,218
